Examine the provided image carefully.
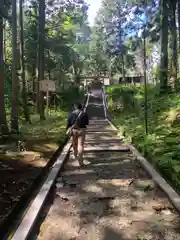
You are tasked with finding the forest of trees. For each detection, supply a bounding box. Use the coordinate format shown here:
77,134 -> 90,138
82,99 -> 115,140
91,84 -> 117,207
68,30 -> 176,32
88,0 -> 180,91
0,0 -> 91,136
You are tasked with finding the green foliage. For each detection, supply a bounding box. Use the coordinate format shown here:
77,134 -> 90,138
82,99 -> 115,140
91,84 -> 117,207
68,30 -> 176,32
57,86 -> 85,110
22,0 -> 90,89
0,0 -> 89,134
4,63 -> 12,106
107,84 -> 180,190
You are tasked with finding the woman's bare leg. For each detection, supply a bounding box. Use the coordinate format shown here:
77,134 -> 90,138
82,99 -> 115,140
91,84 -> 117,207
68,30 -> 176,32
78,129 -> 86,165
72,130 -> 78,158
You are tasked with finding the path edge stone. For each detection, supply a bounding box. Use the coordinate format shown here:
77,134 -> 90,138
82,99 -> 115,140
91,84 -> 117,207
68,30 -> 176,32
107,118 -> 180,213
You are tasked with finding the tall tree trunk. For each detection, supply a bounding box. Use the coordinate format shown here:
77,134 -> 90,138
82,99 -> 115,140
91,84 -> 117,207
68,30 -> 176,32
32,3 -> 38,112
38,0 -> 45,120
0,7 -> 9,134
159,0 -> 169,92
122,54 -> 125,82
11,0 -> 19,133
169,0 -> 177,89
48,50 -> 51,80
177,0 -> 180,73
3,19 -> 6,61
32,63 -> 36,93
19,0 -> 31,123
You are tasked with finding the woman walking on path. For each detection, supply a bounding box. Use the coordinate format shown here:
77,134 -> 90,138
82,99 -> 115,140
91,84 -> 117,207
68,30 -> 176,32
66,102 -> 89,166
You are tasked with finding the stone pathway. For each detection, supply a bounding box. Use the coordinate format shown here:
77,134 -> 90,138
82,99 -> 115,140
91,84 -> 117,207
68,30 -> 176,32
36,120 -> 180,240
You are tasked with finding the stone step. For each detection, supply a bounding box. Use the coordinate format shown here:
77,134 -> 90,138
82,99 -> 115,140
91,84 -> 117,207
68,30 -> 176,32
86,135 -> 120,141
84,144 -> 130,152
85,139 -> 122,144
87,125 -> 113,130
84,141 -> 123,148
89,120 -> 109,125
86,130 -> 117,134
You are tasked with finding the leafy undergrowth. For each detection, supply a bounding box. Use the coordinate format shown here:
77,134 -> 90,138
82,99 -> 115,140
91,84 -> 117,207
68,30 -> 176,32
107,84 -> 180,191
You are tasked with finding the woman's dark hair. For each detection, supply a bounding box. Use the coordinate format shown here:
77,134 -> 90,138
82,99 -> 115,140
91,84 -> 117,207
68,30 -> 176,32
74,102 -> 82,110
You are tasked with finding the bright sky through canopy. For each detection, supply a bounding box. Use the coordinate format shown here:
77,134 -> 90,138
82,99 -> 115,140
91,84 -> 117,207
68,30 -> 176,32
86,0 -> 102,25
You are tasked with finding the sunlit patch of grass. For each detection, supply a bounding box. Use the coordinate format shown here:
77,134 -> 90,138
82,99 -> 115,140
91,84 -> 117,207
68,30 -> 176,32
44,143 -> 58,149
18,151 -> 41,156
20,110 -> 67,141
0,110 -> 68,167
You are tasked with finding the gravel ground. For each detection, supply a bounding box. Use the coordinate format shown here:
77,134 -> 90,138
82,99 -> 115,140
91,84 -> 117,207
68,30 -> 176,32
35,91 -> 180,240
